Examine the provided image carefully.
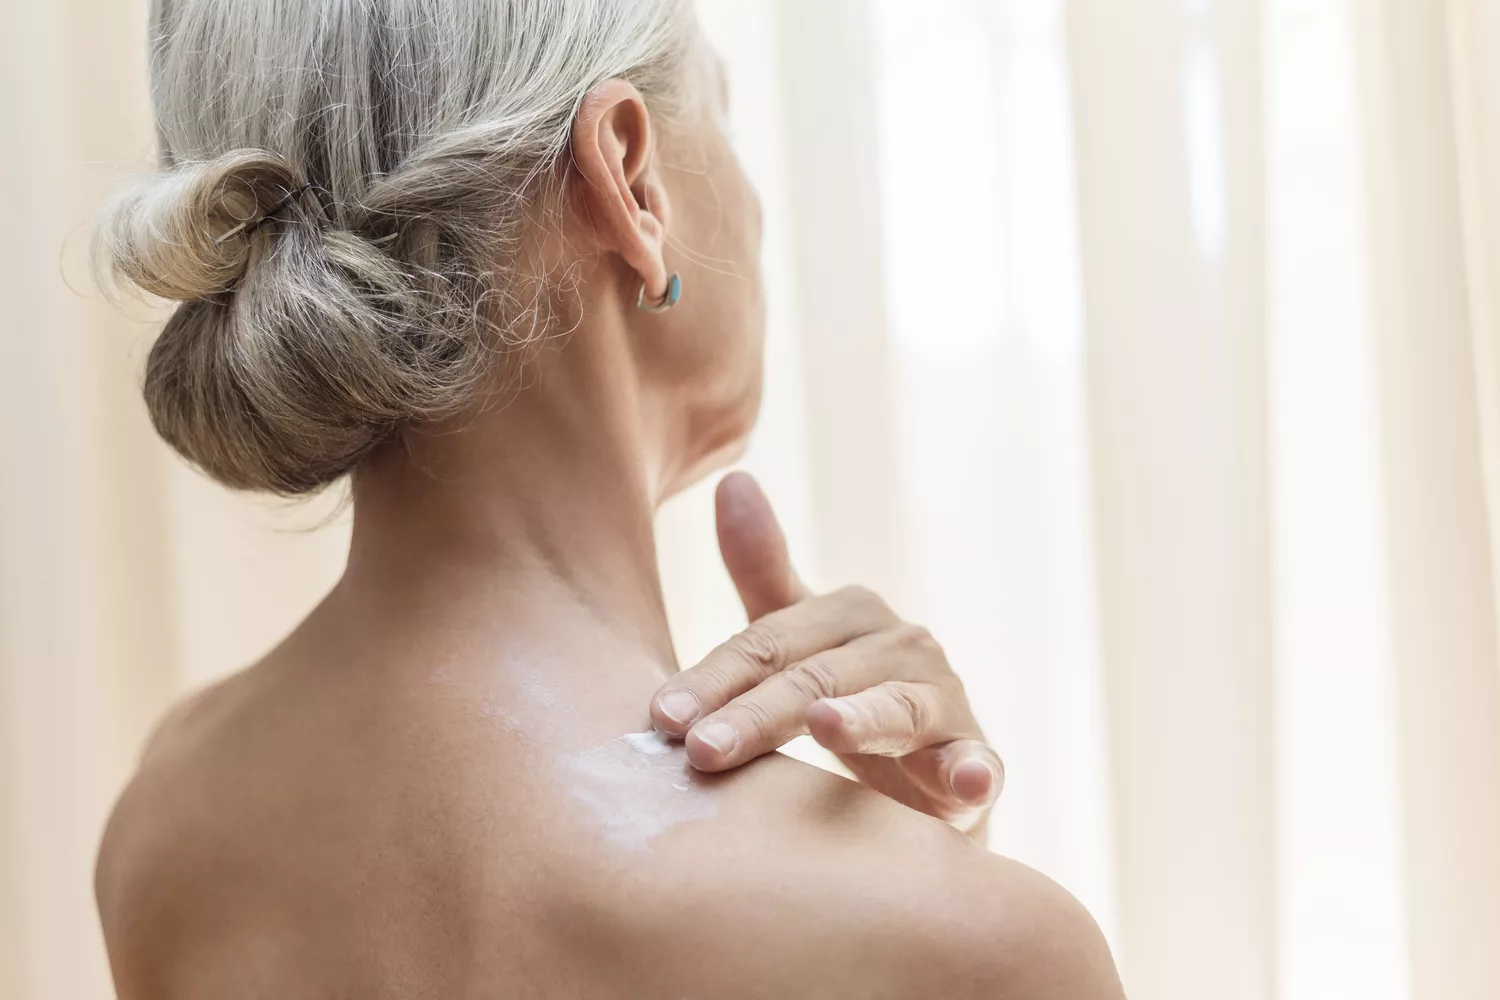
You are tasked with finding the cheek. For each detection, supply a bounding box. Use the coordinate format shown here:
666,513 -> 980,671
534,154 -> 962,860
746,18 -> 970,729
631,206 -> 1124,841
661,147 -> 766,387
717,183 -> 766,365
703,142 -> 762,271
722,173 -> 766,331
730,160 -> 764,266
729,174 -> 767,360
690,174 -> 764,332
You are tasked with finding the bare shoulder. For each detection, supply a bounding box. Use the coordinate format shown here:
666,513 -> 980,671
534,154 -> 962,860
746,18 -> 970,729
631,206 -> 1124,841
577,751 -> 1125,1000
92,662 -> 1123,1000
96,668 -> 252,888
93,669 -> 265,998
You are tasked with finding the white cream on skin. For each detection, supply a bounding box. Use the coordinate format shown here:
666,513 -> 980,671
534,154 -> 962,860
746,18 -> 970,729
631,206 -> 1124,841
430,655 -> 714,851
561,731 -> 716,852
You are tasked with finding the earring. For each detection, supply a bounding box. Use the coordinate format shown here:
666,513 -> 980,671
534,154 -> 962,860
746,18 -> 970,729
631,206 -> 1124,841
637,272 -> 683,313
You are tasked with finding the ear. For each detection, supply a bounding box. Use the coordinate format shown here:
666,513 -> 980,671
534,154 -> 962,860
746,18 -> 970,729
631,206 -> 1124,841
570,79 -> 672,301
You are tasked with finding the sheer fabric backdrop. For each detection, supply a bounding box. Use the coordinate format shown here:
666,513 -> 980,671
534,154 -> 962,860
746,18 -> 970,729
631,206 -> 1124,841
3,1 -> 1500,998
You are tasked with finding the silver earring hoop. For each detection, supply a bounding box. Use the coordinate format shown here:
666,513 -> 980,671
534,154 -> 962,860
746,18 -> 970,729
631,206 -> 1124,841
637,272 -> 683,313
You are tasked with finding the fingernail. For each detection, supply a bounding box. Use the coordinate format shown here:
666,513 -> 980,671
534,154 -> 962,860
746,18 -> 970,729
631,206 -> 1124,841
694,720 -> 739,757
658,689 -> 701,727
951,758 -> 998,805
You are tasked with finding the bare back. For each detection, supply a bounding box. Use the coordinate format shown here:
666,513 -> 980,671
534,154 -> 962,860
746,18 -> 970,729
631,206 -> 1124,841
96,595 -> 1120,1000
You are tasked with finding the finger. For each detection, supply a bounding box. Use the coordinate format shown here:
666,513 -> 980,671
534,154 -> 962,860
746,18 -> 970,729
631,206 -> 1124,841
902,739 -> 1006,812
650,585 -> 897,736
679,629 -> 923,770
945,743 -> 1006,807
803,680 -> 964,757
716,471 -> 810,620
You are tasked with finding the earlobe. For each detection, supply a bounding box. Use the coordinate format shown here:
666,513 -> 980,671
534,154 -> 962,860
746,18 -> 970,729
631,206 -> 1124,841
570,79 -> 671,300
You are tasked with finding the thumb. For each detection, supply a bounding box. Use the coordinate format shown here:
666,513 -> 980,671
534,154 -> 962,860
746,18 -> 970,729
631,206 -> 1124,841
716,471 -> 811,620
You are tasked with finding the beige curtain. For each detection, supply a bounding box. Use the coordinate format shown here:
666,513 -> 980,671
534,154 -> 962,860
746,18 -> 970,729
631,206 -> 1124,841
4,1 -> 1500,999
1067,1 -> 1274,995
1358,2 -> 1500,997
1,4 -> 351,997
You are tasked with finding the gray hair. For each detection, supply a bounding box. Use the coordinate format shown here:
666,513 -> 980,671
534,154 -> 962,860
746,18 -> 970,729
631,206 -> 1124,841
97,0 -> 698,494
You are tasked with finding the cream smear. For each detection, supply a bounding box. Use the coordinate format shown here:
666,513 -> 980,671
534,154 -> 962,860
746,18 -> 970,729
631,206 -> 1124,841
562,731 -> 716,852
427,657 -> 713,850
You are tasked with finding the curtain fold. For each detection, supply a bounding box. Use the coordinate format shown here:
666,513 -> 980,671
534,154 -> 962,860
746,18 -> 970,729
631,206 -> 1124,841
1449,0 -> 1500,655
1351,3 -> 1500,997
2,1 -> 169,996
1265,2 -> 1407,995
1,3 -> 349,997
1064,2 -> 1275,996
766,0 -> 908,605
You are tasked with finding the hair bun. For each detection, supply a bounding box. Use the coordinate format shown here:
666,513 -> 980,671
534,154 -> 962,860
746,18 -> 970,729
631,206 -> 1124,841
96,147 -> 493,495
99,149 -> 305,302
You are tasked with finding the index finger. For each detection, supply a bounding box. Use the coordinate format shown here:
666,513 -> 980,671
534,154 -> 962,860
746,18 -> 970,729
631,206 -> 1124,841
650,585 -> 897,736
716,472 -> 812,619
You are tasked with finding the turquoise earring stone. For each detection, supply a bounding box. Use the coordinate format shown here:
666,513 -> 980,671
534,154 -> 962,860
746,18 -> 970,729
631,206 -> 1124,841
637,271 -> 683,313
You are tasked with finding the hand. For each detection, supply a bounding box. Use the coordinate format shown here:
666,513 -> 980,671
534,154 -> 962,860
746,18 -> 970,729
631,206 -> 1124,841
649,472 -> 1004,831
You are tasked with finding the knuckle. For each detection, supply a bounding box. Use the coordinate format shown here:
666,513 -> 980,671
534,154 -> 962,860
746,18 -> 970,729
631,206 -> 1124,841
836,584 -> 898,626
838,583 -> 883,611
894,624 -> 943,658
692,664 -> 742,702
837,583 -> 875,604
887,683 -> 931,736
731,698 -> 782,747
729,625 -> 785,676
784,656 -> 840,702
888,620 -> 948,668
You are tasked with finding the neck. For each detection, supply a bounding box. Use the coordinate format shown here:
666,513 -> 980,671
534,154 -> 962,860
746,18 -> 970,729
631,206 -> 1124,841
341,325 -> 680,673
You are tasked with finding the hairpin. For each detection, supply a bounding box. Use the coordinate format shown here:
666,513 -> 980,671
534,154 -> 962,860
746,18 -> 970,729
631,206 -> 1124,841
215,182 -> 315,245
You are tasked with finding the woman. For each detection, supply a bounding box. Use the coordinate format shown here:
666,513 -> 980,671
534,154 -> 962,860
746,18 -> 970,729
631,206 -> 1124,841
95,1 -> 1125,997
